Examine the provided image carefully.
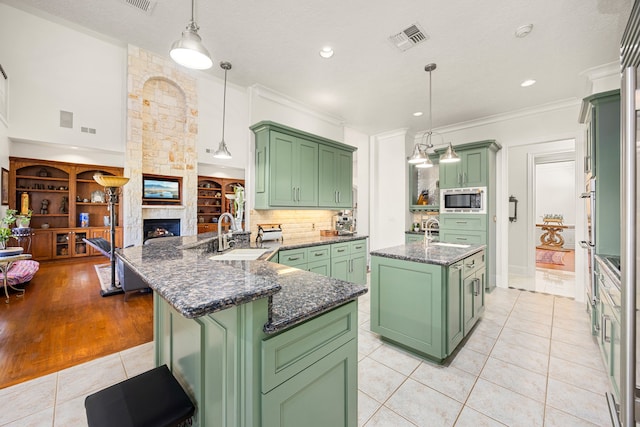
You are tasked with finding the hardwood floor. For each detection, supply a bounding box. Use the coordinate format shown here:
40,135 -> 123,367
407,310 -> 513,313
0,257 -> 153,390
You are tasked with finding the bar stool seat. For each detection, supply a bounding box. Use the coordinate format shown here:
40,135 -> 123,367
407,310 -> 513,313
85,364 -> 195,427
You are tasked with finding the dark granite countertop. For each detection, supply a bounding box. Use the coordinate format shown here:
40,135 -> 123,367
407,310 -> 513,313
117,232 -> 368,334
370,242 -> 485,266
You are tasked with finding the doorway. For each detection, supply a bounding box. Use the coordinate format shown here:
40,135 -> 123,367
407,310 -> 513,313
507,139 -> 580,298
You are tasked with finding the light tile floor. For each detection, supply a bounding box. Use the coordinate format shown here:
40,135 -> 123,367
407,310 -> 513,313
0,288 -> 611,427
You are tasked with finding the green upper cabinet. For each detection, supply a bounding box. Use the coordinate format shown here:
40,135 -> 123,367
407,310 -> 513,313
319,145 -> 353,208
579,90 -> 621,257
251,121 -> 356,210
269,131 -> 318,206
438,146 -> 489,189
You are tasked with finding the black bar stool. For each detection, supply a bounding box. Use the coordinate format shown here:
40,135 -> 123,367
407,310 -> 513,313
85,364 -> 195,427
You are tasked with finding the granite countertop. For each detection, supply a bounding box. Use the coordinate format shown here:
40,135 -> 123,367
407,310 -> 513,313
117,233 -> 368,334
370,242 -> 485,266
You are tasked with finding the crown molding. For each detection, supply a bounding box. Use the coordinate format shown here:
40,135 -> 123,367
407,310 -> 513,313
249,84 -> 345,127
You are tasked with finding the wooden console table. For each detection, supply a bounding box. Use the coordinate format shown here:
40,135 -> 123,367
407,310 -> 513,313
536,223 -> 573,251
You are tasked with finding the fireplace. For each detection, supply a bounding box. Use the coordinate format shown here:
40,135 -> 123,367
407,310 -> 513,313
143,219 -> 181,242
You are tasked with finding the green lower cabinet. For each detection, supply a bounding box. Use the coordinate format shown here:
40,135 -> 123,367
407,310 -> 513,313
447,261 -> 464,353
370,250 -> 485,362
155,294 -> 359,427
308,259 -> 331,275
330,240 -> 368,285
262,340 -> 357,427
405,233 -> 424,244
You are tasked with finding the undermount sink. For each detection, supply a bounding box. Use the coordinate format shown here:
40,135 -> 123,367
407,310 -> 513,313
210,248 -> 271,261
431,242 -> 471,249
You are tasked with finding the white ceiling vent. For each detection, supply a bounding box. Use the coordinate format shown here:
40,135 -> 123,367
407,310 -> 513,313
389,23 -> 429,52
122,0 -> 157,14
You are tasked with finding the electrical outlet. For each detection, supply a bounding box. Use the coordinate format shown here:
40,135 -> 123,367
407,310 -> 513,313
312,223 -> 315,230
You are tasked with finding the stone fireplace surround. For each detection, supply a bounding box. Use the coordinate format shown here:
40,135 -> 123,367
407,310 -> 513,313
124,46 -> 198,246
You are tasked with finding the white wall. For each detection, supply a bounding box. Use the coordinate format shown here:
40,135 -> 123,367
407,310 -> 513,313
370,129 -> 407,251
535,161 -> 576,248
0,3 -> 126,153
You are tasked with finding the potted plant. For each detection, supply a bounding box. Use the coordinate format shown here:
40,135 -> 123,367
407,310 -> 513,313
0,209 -> 18,250
15,210 -> 33,228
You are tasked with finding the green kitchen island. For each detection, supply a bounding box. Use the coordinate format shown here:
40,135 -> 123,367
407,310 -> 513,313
117,232 -> 368,427
370,242 -> 486,362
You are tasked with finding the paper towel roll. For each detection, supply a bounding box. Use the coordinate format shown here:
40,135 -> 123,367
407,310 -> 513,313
259,229 -> 282,241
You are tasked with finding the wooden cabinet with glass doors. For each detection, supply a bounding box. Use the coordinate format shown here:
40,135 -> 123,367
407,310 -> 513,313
8,157 -> 124,262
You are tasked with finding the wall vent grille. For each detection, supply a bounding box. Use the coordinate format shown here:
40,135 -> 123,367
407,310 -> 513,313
122,0 -> 157,14
389,23 -> 429,52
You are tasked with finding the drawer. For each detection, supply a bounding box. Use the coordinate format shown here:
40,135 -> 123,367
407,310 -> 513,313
440,214 -> 487,231
439,230 -> 485,245
307,244 -> 331,262
278,248 -> 308,266
331,242 -> 351,257
261,301 -> 357,393
463,250 -> 485,277
349,240 -> 367,255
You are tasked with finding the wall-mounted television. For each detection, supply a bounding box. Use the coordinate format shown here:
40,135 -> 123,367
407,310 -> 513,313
142,174 -> 182,204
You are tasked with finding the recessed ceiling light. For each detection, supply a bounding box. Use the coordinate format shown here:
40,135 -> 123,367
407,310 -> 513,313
521,79 -> 536,87
515,24 -> 533,38
413,112 -> 423,117
319,46 -> 334,58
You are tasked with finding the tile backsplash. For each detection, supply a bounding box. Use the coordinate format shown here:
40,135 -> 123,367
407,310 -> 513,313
250,210 -> 337,240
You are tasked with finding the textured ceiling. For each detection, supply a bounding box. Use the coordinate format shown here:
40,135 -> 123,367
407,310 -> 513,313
1,0 -> 632,135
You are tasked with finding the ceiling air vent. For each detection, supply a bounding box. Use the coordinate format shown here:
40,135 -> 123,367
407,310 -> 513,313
122,0 -> 157,14
389,23 -> 429,52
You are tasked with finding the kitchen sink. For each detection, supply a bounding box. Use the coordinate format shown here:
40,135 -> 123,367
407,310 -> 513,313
431,242 -> 471,248
210,248 -> 271,261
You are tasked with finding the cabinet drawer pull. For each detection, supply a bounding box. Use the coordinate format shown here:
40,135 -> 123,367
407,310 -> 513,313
313,252 -> 324,257
287,256 -> 300,261
455,221 -> 468,224
466,261 -> 475,268
354,245 -> 363,250
456,237 -> 468,241
337,249 -> 346,253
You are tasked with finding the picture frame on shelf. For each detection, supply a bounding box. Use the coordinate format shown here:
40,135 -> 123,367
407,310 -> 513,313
1,167 -> 8,205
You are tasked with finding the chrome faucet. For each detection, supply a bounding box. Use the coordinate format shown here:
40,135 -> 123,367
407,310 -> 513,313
217,212 -> 237,252
424,217 -> 440,248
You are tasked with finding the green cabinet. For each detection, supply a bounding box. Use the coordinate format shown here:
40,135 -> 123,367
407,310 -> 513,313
405,233 -> 424,244
261,302 -> 357,427
277,240 -> 367,285
279,245 -> 331,275
447,261 -> 464,353
439,214 -> 487,245
580,90 -> 620,256
251,121 -> 356,209
269,131 -> 318,206
155,291 -> 359,427
319,145 -> 353,208
595,261 -> 621,398
463,251 -> 485,332
438,147 -> 487,189
330,240 -> 367,285
370,249 -> 485,362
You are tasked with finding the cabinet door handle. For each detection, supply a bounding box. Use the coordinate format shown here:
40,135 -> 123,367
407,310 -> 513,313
292,187 -> 296,202
602,314 -> 611,343
298,187 -> 301,202
338,191 -> 341,203
473,278 -> 480,296
463,172 -> 467,184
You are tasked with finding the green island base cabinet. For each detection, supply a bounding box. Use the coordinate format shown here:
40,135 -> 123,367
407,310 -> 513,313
370,250 -> 485,362
155,295 -> 358,427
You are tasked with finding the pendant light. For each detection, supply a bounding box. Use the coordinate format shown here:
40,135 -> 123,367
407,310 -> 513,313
213,61 -> 232,160
408,63 -> 439,168
169,0 -> 213,70
439,142 -> 461,163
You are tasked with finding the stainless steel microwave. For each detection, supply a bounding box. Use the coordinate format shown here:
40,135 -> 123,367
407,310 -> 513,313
440,187 -> 486,214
